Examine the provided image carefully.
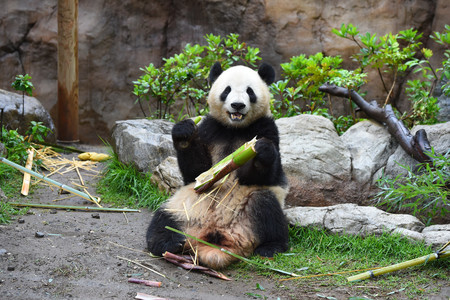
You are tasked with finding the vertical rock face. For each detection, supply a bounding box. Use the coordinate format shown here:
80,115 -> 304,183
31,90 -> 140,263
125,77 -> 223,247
0,0 -> 447,143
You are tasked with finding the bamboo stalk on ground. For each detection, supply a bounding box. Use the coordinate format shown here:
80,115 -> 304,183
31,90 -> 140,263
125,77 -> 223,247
8,202 -> 140,213
128,278 -> 162,287
21,149 -> 34,196
0,156 -> 101,206
347,249 -> 450,282
194,137 -> 257,193
163,251 -> 231,280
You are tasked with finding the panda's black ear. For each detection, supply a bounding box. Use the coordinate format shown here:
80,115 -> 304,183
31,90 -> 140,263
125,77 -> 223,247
258,63 -> 275,85
209,62 -> 223,85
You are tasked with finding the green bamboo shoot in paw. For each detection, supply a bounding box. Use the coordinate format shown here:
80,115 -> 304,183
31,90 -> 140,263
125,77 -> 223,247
194,137 -> 257,193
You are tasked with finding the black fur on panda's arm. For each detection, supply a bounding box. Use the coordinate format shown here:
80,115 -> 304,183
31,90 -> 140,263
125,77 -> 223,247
250,190 -> 289,257
237,117 -> 286,186
172,119 -> 212,184
146,208 -> 185,256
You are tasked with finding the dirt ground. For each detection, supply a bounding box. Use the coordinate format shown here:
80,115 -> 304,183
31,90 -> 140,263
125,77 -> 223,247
0,147 -> 449,300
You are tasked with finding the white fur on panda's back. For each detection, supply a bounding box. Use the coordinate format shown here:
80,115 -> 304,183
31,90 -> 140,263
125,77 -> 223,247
207,65 -> 272,128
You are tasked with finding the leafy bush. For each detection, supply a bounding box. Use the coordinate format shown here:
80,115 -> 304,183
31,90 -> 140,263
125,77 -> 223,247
0,121 -> 51,223
1,121 -> 52,165
133,33 -> 261,121
271,53 -> 367,134
375,150 -> 449,225
132,26 -> 449,135
333,23 -> 450,127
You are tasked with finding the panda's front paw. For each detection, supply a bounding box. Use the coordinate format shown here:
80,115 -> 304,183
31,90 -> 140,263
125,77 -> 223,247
172,119 -> 197,149
255,138 -> 277,165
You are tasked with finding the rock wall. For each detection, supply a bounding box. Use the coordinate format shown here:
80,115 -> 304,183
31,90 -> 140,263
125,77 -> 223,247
0,0 -> 448,143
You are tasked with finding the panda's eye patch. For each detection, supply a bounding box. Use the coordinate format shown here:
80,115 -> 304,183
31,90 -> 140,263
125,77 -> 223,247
220,86 -> 231,102
247,87 -> 257,103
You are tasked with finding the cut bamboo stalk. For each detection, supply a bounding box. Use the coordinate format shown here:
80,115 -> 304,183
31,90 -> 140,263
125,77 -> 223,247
194,137 -> 257,193
0,156 -> 101,206
21,149 -> 34,196
8,202 -> 140,213
128,278 -> 162,287
347,250 -> 450,282
74,157 -> 85,186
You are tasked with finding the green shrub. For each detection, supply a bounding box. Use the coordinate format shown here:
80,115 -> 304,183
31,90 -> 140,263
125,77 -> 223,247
133,33 -> 261,121
375,150 -> 449,225
333,23 -> 450,127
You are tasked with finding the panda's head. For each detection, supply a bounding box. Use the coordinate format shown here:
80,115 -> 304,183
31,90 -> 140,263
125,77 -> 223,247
207,63 -> 275,128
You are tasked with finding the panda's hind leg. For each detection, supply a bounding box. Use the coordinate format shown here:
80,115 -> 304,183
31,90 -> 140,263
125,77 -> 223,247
146,208 -> 185,256
251,190 -> 289,257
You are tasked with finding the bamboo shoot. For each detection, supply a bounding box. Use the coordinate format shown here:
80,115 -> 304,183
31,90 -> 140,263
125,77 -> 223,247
194,137 -> 257,193
347,250 -> 450,282
21,149 -> 34,196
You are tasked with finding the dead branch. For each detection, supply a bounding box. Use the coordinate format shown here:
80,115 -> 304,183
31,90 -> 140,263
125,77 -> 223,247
319,83 -> 433,164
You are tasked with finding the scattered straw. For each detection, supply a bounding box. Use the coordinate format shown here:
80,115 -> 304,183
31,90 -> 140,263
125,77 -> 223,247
117,256 -> 167,279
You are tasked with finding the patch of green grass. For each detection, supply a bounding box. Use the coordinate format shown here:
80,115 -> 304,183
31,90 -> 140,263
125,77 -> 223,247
233,226 -> 449,298
96,151 -> 168,210
0,164 -> 28,223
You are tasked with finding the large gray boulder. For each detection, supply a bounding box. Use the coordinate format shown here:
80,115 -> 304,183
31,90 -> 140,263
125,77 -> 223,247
276,114 -> 351,183
285,203 -> 425,236
111,119 -> 175,173
0,89 -> 56,141
285,204 -> 450,247
341,120 -> 397,186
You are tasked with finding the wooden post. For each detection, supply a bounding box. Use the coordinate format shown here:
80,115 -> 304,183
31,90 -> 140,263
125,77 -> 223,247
57,0 -> 79,142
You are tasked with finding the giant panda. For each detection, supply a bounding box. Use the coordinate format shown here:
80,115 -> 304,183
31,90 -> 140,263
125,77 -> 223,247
146,62 -> 289,269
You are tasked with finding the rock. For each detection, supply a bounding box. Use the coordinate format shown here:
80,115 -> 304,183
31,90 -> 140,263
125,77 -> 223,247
276,114 -> 351,183
422,224 -> 450,248
341,120 -> 397,186
433,78 -> 450,122
35,232 -> 45,238
111,119 -> 175,173
150,156 -> 183,194
0,89 -> 56,142
384,121 -> 450,179
392,228 -> 424,242
284,203 -> 425,237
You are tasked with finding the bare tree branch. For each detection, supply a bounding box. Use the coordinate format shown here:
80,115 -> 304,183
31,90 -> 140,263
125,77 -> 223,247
319,83 -> 433,164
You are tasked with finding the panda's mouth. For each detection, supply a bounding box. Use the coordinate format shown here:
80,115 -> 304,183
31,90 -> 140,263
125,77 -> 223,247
229,112 -> 245,122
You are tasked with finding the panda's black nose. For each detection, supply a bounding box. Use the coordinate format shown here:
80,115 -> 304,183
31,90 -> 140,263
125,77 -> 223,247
231,102 -> 246,111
